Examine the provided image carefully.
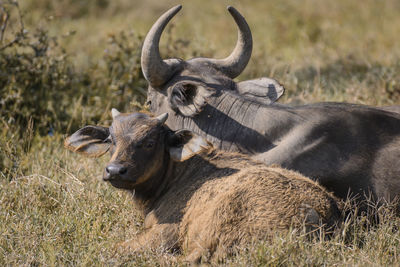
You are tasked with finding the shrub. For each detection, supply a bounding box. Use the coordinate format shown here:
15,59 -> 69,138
0,1 -> 147,175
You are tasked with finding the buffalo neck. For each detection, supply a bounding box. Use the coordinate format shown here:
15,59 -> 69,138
130,152 -> 173,213
131,149 -> 222,216
170,91 -> 301,154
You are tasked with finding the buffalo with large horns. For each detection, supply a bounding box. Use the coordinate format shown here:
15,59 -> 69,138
141,5 -> 400,206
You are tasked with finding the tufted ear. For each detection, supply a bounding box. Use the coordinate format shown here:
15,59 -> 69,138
64,126 -> 110,158
168,81 -> 215,117
167,129 -> 212,162
236,77 -> 285,105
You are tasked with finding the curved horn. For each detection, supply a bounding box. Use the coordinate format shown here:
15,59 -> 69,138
141,5 -> 184,88
156,113 -> 169,124
206,6 -> 253,78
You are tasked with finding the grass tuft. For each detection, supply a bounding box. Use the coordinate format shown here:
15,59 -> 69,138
1,0 -> 400,265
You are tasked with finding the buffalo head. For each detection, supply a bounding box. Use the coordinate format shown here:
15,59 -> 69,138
142,5 -> 285,118
64,109 -> 211,190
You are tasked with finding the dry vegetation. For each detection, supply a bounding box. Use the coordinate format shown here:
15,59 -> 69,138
1,0 -> 400,265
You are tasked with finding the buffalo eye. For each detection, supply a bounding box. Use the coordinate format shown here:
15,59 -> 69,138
145,140 -> 155,149
132,140 -> 154,151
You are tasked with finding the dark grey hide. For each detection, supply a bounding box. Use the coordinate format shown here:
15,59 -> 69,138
150,86 -> 400,201
142,5 -> 400,204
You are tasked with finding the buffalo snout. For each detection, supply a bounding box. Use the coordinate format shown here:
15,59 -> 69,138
104,162 -> 128,181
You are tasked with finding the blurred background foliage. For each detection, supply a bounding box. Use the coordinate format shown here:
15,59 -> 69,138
1,0 -> 400,175
1,0 -> 400,265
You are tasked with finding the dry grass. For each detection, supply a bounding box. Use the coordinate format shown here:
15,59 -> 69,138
1,147 -> 400,265
18,0 -> 400,106
1,0 -> 400,265
1,137 -> 400,265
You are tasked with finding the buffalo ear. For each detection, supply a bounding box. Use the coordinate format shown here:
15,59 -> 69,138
64,126 -> 110,158
167,130 -> 212,162
168,81 -> 215,117
236,77 -> 285,105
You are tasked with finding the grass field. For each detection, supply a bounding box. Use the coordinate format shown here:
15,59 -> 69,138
1,0 -> 400,265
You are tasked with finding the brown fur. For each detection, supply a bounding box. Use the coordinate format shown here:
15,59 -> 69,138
65,112 -> 341,263
121,149 -> 340,263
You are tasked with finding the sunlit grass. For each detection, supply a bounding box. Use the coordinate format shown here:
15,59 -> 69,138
19,0 -> 400,106
1,0 -> 400,265
1,135 -> 400,265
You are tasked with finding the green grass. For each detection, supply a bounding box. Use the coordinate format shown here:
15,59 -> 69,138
18,0 -> 400,106
1,0 -> 400,265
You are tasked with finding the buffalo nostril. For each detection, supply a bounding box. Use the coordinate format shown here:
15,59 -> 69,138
103,168 -> 111,181
105,164 -> 125,176
119,167 -> 127,175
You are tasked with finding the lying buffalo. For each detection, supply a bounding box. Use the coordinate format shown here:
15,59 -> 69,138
65,110 -> 341,263
142,5 -> 400,204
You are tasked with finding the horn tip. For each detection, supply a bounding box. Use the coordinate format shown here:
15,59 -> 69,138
227,6 -> 242,17
111,108 -> 121,119
156,113 -> 169,124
